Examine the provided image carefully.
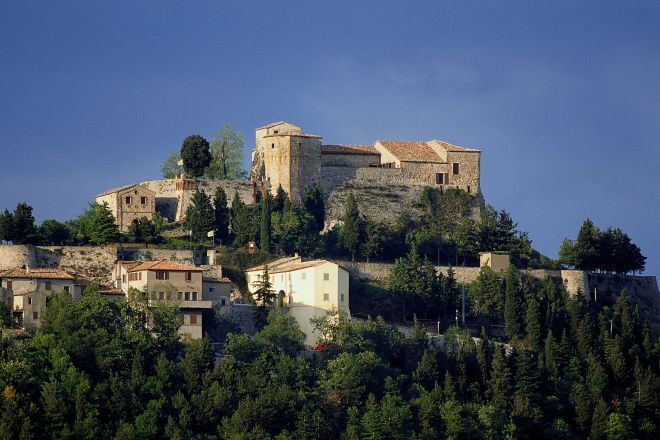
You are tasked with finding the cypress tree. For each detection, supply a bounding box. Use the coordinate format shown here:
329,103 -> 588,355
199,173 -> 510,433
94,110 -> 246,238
524,296 -> 541,352
590,398 -> 609,440
213,187 -> 230,245
230,192 -> 252,247
488,346 -> 511,410
259,192 -> 271,253
184,189 -> 214,242
89,203 -> 119,245
303,182 -> 325,231
504,266 -> 523,340
512,349 -> 541,419
12,202 -> 38,244
0,209 -> 14,243
342,193 -> 363,261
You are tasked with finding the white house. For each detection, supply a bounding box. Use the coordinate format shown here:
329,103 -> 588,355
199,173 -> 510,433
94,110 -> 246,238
246,257 -> 350,346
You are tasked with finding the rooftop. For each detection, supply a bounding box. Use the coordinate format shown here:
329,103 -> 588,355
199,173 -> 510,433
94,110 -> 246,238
245,255 -> 301,272
126,260 -> 202,272
321,144 -> 380,155
0,267 -> 75,280
430,139 -> 481,153
377,140 -> 446,163
268,260 -> 328,274
96,183 -> 155,197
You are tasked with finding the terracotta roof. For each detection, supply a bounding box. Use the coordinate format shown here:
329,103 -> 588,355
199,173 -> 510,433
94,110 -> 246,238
377,141 -> 445,163
431,140 -> 481,153
127,260 -> 202,272
321,144 -> 380,155
256,121 -> 291,130
203,277 -> 232,283
269,260 -> 328,274
96,183 -> 155,197
263,132 -> 321,139
0,267 -> 75,280
245,256 -> 300,272
120,261 -> 143,270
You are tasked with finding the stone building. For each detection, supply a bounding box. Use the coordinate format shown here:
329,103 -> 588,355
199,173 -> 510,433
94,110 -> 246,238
251,121 -> 482,202
0,267 -> 82,328
95,184 -> 156,232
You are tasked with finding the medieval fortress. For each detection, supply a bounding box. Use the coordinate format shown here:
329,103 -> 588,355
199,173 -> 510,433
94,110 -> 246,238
96,121 -> 483,231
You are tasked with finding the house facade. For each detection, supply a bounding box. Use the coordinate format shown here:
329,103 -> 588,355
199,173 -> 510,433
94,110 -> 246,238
114,260 -> 212,339
246,256 -> 350,346
0,267 -> 80,328
95,184 -> 156,232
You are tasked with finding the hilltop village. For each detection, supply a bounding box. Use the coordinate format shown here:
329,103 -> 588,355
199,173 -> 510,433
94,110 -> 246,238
1,121 -> 656,342
0,121 -> 658,438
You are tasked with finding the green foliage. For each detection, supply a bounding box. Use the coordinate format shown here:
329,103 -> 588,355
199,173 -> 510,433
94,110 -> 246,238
0,302 -> 12,327
504,266 -> 524,340
88,202 -> 120,245
260,192 -> 271,252
387,248 -> 440,320
213,187 -> 231,245
230,192 -> 252,247
180,134 -> 211,178
205,123 -> 245,179
470,266 -> 503,316
8,202 -> 38,244
184,188 -> 215,242
38,219 -> 70,245
126,216 -> 161,245
302,182 -> 325,231
341,193 -> 363,261
160,149 -> 183,179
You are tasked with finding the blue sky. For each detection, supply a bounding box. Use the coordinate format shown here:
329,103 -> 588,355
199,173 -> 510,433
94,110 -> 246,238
1,1 -> 659,275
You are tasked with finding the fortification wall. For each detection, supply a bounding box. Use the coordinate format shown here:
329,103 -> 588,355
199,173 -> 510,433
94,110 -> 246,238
141,179 -> 255,222
0,245 -> 38,271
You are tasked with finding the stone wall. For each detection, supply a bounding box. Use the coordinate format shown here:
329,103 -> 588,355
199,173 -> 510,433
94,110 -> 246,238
0,245 -> 38,271
141,178 -> 256,222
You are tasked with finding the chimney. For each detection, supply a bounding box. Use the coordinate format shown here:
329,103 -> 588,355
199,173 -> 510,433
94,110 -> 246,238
25,263 -> 30,274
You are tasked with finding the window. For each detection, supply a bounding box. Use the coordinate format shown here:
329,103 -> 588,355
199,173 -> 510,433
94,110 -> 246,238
122,274 -> 126,283
467,185 -> 471,194
323,293 -> 329,301
271,143 -> 275,149
435,173 -> 448,185
6,281 -> 11,289
45,281 -> 52,291
340,293 -> 345,303
273,130 -> 279,134
323,273 -> 329,281
63,286 -> 70,293
156,271 -> 169,280
209,287 -> 216,292
184,292 -> 190,300
32,312 -> 38,320
301,273 -> 306,280
28,297 -> 32,305
125,196 -> 132,205
191,292 -> 198,301
452,163 -> 460,175
185,271 -> 192,281
140,196 -> 147,205
190,314 -> 198,325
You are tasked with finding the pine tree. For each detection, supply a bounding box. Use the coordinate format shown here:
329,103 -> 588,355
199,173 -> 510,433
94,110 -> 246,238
443,371 -> 457,401
213,187 -> 230,245
570,382 -> 591,433
259,192 -> 271,252
0,209 -> 14,243
504,266 -> 524,340
184,189 -> 214,242
273,185 -> 288,212
512,350 -> 541,419
575,218 -> 600,271
89,202 -> 120,245
543,332 -> 558,376
12,202 -> 38,244
590,398 -> 609,440
230,192 -> 252,247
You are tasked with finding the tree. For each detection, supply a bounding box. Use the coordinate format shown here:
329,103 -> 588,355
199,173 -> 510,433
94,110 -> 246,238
0,302 -> 11,327
302,182 -> 325,231
205,124 -> 245,180
0,209 -> 14,243
342,193 -> 363,261
184,189 -> 214,242
260,192 -> 271,252
489,346 -> 511,410
127,217 -> 160,245
575,218 -> 600,271
230,192 -> 252,247
38,219 -> 70,245
524,296 -> 541,352
89,202 -> 120,245
180,134 -> 211,178
273,185 -> 288,212
161,150 -> 183,178
470,266 -> 503,317
504,266 -> 524,340
213,187 -> 230,245
11,202 -> 38,244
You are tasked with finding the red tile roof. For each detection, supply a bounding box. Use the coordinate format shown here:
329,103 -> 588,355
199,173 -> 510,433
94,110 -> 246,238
269,260 -> 328,274
321,144 -> 380,155
96,183 -> 155,197
127,260 -> 202,272
431,140 -> 481,153
256,121 -> 292,130
377,141 -> 445,163
245,256 -> 300,272
0,267 -> 75,280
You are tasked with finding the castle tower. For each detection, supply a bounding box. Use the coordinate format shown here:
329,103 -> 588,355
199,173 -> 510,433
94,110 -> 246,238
252,122 -> 322,203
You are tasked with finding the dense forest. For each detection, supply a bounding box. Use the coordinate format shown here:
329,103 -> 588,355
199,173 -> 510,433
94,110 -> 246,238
0,276 -> 658,439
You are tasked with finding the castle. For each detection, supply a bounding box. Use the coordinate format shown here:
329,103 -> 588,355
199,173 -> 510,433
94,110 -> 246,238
250,121 -> 482,203
97,121 -> 483,230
